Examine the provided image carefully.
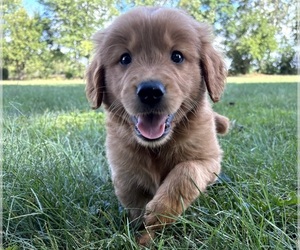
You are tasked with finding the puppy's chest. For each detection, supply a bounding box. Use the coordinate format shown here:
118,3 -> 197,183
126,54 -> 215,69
146,148 -> 184,180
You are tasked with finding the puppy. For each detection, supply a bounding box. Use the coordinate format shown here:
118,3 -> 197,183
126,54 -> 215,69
86,7 -> 229,245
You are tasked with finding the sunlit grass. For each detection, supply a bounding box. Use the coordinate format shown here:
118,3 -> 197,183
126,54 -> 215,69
2,74 -> 298,85
227,74 -> 298,83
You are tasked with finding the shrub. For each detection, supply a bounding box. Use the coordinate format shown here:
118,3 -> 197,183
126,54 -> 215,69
65,71 -> 73,79
2,68 -> 9,80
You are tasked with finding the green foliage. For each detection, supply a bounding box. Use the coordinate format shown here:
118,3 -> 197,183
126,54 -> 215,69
261,45 -> 297,75
38,0 -> 120,60
2,0 -> 119,79
3,79 -> 297,249
2,68 -> 9,80
277,49 -> 297,75
227,11 -> 277,74
65,72 -> 74,79
126,0 -> 296,75
3,2 -> 48,79
224,0 -> 296,75
2,0 -> 297,78
178,0 -> 235,25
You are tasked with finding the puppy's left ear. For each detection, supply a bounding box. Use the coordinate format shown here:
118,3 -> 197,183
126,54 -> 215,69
86,58 -> 105,109
199,27 -> 227,102
85,31 -> 106,109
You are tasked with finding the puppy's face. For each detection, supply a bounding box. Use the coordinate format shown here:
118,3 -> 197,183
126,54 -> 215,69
86,7 -> 226,147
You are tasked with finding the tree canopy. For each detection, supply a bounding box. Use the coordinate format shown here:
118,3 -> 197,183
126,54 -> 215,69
2,0 -> 297,79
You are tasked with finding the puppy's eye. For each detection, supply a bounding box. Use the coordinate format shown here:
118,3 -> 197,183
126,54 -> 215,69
171,51 -> 184,64
120,53 -> 132,65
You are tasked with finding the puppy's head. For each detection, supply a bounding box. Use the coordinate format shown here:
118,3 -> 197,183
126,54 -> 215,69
86,7 -> 226,147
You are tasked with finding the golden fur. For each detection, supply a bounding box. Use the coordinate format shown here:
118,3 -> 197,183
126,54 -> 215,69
86,7 -> 229,245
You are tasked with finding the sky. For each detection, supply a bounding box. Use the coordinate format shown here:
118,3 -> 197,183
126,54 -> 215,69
23,0 -> 44,16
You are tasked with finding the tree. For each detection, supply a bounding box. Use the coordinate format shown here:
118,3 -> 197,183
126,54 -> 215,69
177,0 -> 235,26
224,0 -> 295,74
38,0 -> 120,62
2,0 -> 296,78
226,10 -> 277,74
3,0 -> 48,79
175,0 -> 296,75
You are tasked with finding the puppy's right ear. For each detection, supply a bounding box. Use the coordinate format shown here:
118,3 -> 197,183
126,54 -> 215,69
196,23 -> 227,103
86,54 -> 105,109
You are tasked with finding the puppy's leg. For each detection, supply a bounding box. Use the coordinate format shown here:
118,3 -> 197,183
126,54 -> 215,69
139,160 -> 220,245
214,112 -> 230,134
114,181 -> 153,227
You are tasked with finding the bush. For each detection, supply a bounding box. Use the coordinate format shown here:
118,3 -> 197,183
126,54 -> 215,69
65,72 -> 73,79
2,68 -> 9,80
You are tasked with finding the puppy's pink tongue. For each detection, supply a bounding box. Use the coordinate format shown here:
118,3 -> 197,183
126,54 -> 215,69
137,114 -> 168,140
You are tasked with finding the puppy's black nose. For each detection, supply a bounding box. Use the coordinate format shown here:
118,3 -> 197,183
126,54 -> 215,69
137,81 -> 165,105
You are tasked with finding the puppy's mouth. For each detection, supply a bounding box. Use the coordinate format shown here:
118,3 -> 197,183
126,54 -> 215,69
132,113 -> 174,141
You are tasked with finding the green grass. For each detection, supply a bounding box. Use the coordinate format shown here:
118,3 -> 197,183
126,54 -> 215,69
3,78 -> 297,249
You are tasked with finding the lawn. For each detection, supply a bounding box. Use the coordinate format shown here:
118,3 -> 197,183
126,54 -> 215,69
3,76 -> 297,249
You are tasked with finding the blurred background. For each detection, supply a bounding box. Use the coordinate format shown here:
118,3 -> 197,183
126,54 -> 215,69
2,0 -> 298,80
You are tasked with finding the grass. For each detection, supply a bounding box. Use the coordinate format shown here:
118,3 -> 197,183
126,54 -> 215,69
3,77 -> 297,249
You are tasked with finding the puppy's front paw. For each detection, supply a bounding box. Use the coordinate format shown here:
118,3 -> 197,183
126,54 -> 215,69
144,200 -> 177,230
137,229 -> 155,246
137,200 -> 179,245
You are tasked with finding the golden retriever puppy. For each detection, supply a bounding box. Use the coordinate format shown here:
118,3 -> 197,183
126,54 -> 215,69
86,6 -> 229,245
